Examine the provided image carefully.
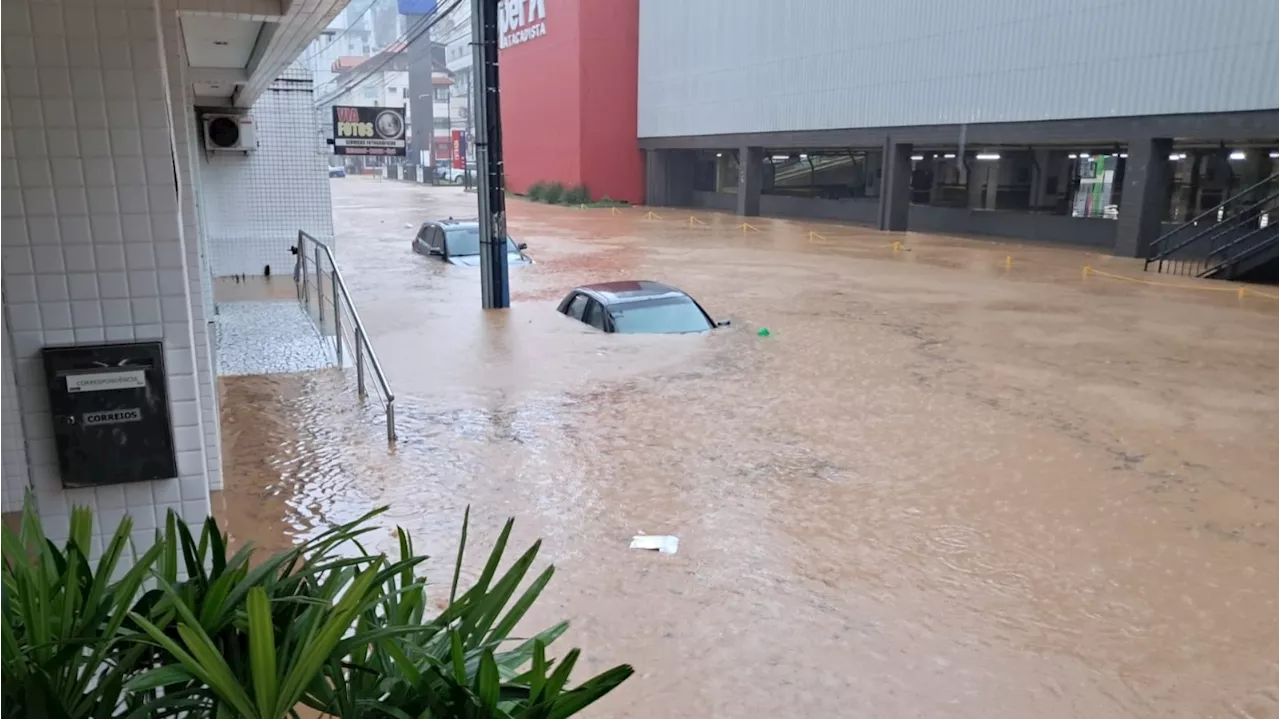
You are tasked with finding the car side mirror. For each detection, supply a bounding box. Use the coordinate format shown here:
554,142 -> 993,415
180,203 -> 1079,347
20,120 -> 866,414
517,242 -> 528,250
716,319 -> 731,327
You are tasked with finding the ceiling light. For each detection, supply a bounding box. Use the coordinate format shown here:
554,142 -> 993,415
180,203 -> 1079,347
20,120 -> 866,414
909,155 -> 924,161
943,153 -> 956,159
1168,153 -> 1186,161
799,154 -> 808,159
1229,151 -> 1246,161
975,153 -> 1000,161
715,152 -> 723,157
1068,154 -> 1077,159
1110,152 -> 1118,157
771,155 -> 788,160
1120,153 -> 1128,158
1270,152 -> 1279,159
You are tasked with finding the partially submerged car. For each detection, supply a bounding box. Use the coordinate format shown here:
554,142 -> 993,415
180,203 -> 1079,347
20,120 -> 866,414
412,220 -> 530,266
556,281 -> 727,334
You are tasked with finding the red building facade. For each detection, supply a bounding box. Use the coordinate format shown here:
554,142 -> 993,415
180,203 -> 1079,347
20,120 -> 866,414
498,0 -> 643,204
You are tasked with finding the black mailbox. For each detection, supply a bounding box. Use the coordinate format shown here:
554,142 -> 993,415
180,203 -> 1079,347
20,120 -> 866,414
42,341 -> 179,488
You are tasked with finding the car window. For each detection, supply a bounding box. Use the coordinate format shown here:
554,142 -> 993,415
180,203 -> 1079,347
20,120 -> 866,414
429,227 -> 443,251
583,300 -> 606,330
444,228 -> 520,257
565,294 -> 589,320
417,224 -> 428,242
609,297 -> 713,334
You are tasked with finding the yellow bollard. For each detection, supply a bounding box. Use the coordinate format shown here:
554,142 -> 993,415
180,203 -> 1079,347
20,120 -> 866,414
1004,255 -> 1013,270
892,241 -> 902,252
1082,265 -> 1091,278
1238,286 -> 1247,299
645,210 -> 662,220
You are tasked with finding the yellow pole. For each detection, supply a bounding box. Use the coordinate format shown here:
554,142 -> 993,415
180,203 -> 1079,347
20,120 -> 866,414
1082,265 -> 1091,278
1004,255 -> 1013,269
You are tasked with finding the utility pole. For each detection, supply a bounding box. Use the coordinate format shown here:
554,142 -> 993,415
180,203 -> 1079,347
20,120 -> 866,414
463,75 -> 473,190
472,0 -> 509,309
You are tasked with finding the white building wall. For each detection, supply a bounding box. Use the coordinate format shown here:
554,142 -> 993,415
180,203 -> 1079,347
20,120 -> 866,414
1,0 -> 211,553
159,0 -> 221,492
2,310 -> 32,512
202,65 -> 336,277
637,0 -> 1280,138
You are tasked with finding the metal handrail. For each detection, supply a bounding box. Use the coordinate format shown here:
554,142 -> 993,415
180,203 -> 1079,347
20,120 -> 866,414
295,230 -> 396,442
1198,220 -> 1278,278
1146,173 -> 1280,265
1149,195 -> 1277,277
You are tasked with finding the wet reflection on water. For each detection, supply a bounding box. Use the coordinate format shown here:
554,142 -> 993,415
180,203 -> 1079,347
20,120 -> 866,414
216,179 -> 1278,719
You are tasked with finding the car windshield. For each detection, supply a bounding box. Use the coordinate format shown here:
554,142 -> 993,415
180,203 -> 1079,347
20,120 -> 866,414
445,229 -> 519,257
608,297 -> 713,334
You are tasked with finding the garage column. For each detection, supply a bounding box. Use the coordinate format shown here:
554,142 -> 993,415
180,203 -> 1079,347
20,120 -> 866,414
879,140 -> 912,231
1114,137 -> 1173,257
645,150 -> 695,207
737,146 -> 763,216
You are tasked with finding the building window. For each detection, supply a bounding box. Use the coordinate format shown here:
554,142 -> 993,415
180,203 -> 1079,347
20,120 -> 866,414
387,86 -> 397,94
362,85 -> 377,99
403,88 -> 409,98
435,87 -> 450,101
434,117 -> 449,129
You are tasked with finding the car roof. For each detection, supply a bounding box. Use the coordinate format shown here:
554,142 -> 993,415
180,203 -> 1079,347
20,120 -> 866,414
573,280 -> 691,306
426,219 -> 479,229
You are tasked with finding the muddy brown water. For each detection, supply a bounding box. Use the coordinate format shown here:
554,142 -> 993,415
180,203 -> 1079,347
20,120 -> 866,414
215,178 -> 1278,719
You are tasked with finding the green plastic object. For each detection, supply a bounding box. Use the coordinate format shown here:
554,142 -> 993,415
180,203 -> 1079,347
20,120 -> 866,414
757,327 -> 771,337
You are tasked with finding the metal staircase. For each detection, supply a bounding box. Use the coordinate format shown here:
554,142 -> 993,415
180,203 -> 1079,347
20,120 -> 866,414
1144,174 -> 1278,281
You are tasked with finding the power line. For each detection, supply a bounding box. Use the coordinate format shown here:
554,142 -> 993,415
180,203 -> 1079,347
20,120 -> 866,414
297,0 -> 382,65
313,0 -> 462,108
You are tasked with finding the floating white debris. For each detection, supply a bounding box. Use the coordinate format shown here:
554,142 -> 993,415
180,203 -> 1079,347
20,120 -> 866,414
630,535 -> 679,554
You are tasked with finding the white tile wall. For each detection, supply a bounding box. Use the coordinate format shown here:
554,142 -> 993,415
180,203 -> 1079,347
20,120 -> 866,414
159,0 -> 221,491
203,64 -> 337,277
2,309 -> 33,512
1,0 -> 211,553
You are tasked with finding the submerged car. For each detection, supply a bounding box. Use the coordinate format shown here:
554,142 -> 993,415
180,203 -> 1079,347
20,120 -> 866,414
556,281 -> 727,334
328,166 -> 346,178
412,220 -> 531,266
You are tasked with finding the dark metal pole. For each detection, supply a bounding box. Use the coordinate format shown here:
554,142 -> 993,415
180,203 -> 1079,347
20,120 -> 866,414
464,77 -> 473,190
472,0 -> 509,309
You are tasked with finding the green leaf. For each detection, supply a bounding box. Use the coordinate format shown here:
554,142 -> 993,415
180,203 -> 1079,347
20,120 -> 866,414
125,665 -> 196,692
246,586 -> 279,714
487,565 -> 554,645
475,651 -> 500,709
450,506 -> 470,605
544,665 -> 635,719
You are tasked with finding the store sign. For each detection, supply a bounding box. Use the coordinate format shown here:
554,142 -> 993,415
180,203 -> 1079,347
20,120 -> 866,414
332,106 -> 406,156
451,130 -> 467,169
498,0 -> 546,49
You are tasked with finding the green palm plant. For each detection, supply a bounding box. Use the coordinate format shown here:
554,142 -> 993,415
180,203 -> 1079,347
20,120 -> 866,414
3,497 -> 632,719
1,496 -> 164,718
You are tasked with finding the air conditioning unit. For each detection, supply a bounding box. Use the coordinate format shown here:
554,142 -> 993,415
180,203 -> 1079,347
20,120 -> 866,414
202,114 -> 256,152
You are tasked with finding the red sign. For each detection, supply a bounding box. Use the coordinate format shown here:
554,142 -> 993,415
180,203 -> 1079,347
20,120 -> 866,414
451,130 -> 465,169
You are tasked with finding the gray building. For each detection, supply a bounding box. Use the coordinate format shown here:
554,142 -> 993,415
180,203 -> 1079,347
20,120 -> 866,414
637,0 -> 1279,259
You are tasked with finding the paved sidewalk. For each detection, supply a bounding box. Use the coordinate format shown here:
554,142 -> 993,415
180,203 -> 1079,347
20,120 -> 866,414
214,301 -> 334,376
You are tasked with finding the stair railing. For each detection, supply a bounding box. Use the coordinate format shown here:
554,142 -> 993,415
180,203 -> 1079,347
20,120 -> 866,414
1145,174 -> 1278,277
295,230 -> 396,442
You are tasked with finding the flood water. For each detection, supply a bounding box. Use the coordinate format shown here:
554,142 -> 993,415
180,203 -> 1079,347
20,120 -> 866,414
215,178 -> 1278,719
